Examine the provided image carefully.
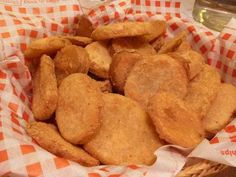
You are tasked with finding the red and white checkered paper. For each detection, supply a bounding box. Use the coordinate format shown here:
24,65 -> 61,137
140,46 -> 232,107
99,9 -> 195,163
0,0 -> 236,177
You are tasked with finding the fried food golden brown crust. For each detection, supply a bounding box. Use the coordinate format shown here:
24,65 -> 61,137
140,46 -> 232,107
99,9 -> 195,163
91,21 -> 153,40
96,80 -> 112,93
184,65 -> 221,119
124,54 -> 188,109
151,36 -> 164,52
59,35 -> 93,46
85,41 -> 112,79
110,51 -> 142,93
75,15 -> 94,37
158,31 -> 187,54
169,50 -> 204,80
56,73 -> 103,144
111,37 -> 156,56
148,92 -> 204,148
26,121 -> 99,166
176,41 -> 191,51
141,20 -> 166,42
24,36 -> 71,60
54,45 -> 90,85
84,93 -> 163,165
32,55 -> 58,120
204,83 -> 236,134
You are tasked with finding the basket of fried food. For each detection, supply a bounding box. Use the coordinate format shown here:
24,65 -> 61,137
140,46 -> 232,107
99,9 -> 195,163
24,16 -> 235,176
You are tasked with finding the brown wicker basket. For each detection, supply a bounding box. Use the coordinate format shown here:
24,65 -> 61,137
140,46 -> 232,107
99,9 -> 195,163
177,160 -> 227,177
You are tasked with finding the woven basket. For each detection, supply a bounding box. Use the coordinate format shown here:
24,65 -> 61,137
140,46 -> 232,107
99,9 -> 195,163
177,160 -> 227,177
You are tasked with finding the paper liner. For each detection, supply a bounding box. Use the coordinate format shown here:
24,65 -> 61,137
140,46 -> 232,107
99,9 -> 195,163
0,0 -> 236,176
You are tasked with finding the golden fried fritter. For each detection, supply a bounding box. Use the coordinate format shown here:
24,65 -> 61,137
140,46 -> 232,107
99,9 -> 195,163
141,20 -> 166,42
184,65 -> 221,119
176,40 -> 191,51
75,15 -> 94,37
124,54 -> 188,109
204,83 -> 236,134
56,73 -> 103,144
24,36 -> 72,76
96,80 -> 112,93
84,93 -> 163,165
26,121 -> 99,166
169,50 -> 204,80
85,41 -> 112,79
111,37 -> 156,57
158,31 -> 187,54
91,21 -> 153,40
148,92 -> 204,148
110,51 -> 142,93
24,36 -> 71,60
151,36 -> 164,52
59,35 -> 93,46
32,55 -> 58,120
54,45 -> 90,85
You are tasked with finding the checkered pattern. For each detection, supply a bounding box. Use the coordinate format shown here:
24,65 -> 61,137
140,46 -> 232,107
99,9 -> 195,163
0,2 -> 81,53
0,0 -> 236,176
87,0 -> 236,85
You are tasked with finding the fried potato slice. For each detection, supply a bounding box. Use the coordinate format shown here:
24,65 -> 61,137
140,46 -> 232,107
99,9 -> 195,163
148,92 -> 204,148
151,36 -> 164,52
96,80 -> 112,93
184,65 -> 221,119
56,73 -> 103,144
91,21 -> 154,40
111,37 -> 156,56
76,15 -> 94,37
204,83 -> 236,134
85,41 -> 112,79
84,93 -> 163,165
26,122 -> 99,166
158,31 -> 187,54
110,51 -> 142,93
32,55 -> 58,120
169,50 -> 204,80
54,45 -> 90,85
176,40 -> 191,51
59,35 -> 93,46
24,36 -> 71,60
140,20 -> 166,42
124,54 -> 188,109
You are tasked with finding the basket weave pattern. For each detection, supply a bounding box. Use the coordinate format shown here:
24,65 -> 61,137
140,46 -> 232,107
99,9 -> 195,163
177,160 -> 227,177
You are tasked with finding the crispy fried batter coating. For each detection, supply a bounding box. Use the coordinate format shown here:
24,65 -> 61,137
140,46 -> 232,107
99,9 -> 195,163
110,51 -> 142,93
85,41 -> 112,79
32,55 -> 58,120
54,45 -> 90,85
176,40 -> 191,51
158,31 -> 187,54
26,121 -> 99,166
75,15 -> 94,37
24,36 -> 71,60
91,21 -> 154,40
184,65 -> 221,119
96,80 -> 112,93
204,83 -> 236,134
148,92 -> 204,148
141,20 -> 166,42
124,54 -> 188,109
151,36 -> 164,52
56,73 -> 103,144
84,93 -> 163,165
111,37 -> 156,56
59,35 -> 93,46
169,50 -> 204,80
